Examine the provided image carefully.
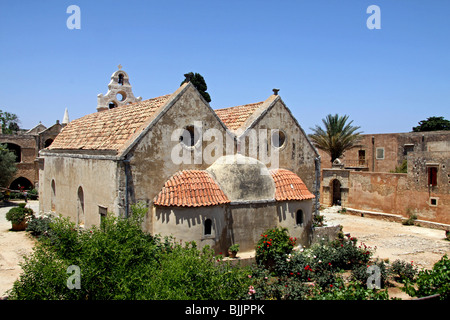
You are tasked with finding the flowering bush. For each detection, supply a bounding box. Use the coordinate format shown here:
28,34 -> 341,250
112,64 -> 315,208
26,214 -> 54,238
255,227 -> 296,267
391,259 -> 417,283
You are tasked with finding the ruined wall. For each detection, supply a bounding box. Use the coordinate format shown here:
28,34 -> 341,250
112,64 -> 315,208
346,169 -> 450,224
0,134 -> 37,187
39,155 -> 120,228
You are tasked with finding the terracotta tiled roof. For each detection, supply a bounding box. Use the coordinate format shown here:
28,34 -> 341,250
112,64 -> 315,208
214,101 -> 264,131
270,169 -> 315,201
154,170 -> 230,207
49,95 -> 172,152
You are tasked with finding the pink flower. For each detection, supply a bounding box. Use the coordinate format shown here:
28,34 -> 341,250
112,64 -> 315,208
248,275 -> 252,278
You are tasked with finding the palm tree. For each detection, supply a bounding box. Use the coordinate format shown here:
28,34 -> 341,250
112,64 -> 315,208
309,114 -> 362,164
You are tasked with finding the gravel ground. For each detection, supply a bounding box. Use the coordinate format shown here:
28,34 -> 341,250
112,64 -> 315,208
321,206 -> 450,270
0,201 -> 38,297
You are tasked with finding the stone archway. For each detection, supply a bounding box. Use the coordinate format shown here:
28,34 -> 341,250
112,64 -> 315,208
9,177 -> 33,191
331,179 -> 341,206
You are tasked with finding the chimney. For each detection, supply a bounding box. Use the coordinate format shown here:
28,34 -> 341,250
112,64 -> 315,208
272,88 -> 280,95
184,73 -> 191,83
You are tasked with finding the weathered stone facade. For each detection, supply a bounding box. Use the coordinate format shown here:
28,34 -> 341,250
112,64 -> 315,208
39,69 -> 321,253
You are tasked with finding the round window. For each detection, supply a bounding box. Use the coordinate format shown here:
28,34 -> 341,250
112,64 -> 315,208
272,130 -> 286,148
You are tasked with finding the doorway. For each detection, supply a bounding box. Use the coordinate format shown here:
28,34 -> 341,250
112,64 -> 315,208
331,179 -> 341,206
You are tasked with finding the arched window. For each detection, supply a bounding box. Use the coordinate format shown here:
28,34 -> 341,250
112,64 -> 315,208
77,186 -> 85,227
296,209 -> 304,226
51,180 -> 56,211
204,218 -> 212,236
118,73 -> 124,85
108,101 -> 117,109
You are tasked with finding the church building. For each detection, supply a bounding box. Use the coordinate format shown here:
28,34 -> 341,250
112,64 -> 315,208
39,67 -> 320,253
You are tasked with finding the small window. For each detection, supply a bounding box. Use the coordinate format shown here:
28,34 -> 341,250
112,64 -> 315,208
99,206 -> 108,229
430,198 -> 438,206
296,210 -> 304,226
271,130 -> 286,148
204,218 -> 212,235
118,73 -> 124,85
108,101 -> 117,109
179,125 -> 198,147
428,166 -> 438,186
376,147 -> 385,160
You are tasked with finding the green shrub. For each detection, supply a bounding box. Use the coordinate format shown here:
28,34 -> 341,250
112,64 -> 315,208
8,206 -> 252,300
403,254 -> 450,300
402,209 -> 417,225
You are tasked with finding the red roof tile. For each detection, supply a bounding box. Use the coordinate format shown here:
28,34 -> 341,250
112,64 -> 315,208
214,101 -> 264,131
270,169 -> 315,201
154,170 -> 230,207
49,95 -> 172,152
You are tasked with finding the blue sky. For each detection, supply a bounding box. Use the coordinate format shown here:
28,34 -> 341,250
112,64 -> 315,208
0,0 -> 449,134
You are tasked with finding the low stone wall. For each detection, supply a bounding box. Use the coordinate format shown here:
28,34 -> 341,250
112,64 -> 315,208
311,225 -> 342,245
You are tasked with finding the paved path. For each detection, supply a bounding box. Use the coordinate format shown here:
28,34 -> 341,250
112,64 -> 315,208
321,206 -> 450,270
0,201 -> 38,297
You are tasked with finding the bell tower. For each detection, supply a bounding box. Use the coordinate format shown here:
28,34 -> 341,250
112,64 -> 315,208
97,65 -> 142,112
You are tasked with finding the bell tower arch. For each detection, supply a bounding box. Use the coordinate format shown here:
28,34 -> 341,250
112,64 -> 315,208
97,65 -> 142,112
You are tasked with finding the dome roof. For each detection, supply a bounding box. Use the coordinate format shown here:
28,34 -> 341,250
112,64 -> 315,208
206,154 -> 275,202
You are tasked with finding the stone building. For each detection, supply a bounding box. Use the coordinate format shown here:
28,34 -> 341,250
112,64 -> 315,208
0,120 -> 64,190
39,68 -> 320,253
319,131 -> 450,224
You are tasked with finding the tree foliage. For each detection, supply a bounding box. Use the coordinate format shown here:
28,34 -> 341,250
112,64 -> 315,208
0,109 -> 20,134
309,114 -> 362,163
180,72 -> 212,103
0,144 -> 18,187
412,116 -> 450,132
